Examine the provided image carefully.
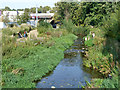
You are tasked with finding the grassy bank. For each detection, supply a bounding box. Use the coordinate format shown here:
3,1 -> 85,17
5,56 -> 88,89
82,11 -> 120,88
2,25 -> 77,88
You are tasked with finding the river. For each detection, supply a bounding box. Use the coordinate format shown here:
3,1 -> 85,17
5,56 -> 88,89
36,37 -> 103,88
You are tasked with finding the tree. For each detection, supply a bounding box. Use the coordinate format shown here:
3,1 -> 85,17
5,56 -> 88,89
17,9 -> 24,11
17,12 -> 30,24
3,15 -> 10,23
30,6 -> 51,13
54,2 -> 119,26
30,7 -> 36,13
4,6 -> 11,11
80,2 -> 118,26
42,6 -> 51,13
54,2 -> 79,22
38,6 -> 43,13
25,8 -> 30,13
12,9 -> 16,11
50,7 -> 56,13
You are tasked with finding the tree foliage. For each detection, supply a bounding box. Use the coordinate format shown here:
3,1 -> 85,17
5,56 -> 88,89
54,2 -> 119,26
3,15 -> 10,23
4,6 -> 11,11
30,6 -> 51,13
17,12 -> 30,24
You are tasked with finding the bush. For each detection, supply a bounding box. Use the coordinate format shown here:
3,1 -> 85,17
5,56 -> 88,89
2,33 -> 77,88
85,39 -> 94,47
101,76 -> 118,88
37,27 -> 48,34
2,28 -> 13,36
73,26 -> 89,36
82,13 -> 119,88
102,11 -> 120,41
37,20 -> 53,34
61,19 -> 75,33
38,20 -> 52,28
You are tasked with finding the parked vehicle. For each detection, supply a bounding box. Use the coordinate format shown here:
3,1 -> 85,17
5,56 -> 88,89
0,22 -> 7,30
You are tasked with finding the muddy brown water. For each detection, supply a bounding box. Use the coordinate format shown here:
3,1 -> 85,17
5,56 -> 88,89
36,37 -> 104,88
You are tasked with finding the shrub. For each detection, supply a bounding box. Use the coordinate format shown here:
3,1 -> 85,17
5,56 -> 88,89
37,27 -> 48,34
61,19 -> 75,33
102,11 -> 120,41
2,32 -> 77,88
38,20 -> 52,28
37,20 -> 53,34
85,39 -> 94,47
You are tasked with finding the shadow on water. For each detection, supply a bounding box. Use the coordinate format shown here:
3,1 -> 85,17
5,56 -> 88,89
36,37 -> 104,88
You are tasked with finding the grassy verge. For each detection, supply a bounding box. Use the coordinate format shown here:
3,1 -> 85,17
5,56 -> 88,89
2,25 -> 77,88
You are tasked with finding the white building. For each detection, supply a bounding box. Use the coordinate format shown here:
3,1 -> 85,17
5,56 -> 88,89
30,13 -> 54,19
3,11 -> 24,22
30,13 -> 54,23
2,11 -> 54,23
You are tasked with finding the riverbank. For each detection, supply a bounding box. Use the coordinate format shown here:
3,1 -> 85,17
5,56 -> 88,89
36,37 -> 104,88
2,27 -> 77,88
82,26 -> 119,88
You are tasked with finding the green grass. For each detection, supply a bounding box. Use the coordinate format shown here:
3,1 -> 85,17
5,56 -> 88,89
89,75 -> 118,88
101,76 -> 118,88
2,33 -> 77,88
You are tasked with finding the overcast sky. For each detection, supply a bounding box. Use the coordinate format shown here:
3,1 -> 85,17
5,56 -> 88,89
0,0 -> 61,9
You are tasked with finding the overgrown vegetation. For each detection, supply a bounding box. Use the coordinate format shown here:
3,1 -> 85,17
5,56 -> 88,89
54,1 -> 119,26
2,22 -> 77,88
37,20 -> 53,34
2,1 -> 120,89
54,1 -> 120,88
82,4 -> 120,88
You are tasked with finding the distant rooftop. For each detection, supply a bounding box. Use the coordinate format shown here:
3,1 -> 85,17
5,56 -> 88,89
30,13 -> 54,19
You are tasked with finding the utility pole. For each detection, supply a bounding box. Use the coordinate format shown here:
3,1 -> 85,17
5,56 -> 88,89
36,6 -> 38,27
